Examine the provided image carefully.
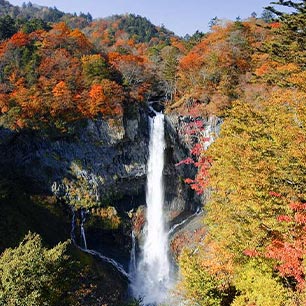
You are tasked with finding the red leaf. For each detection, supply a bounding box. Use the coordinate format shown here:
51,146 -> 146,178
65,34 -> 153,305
184,178 -> 194,184
243,249 -> 259,257
269,191 -> 282,197
175,157 -> 195,166
277,215 -> 292,222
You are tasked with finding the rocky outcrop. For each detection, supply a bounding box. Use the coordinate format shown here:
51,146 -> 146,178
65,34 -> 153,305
0,106 -> 149,204
164,113 -> 222,232
164,114 -> 212,219
0,104 -> 203,217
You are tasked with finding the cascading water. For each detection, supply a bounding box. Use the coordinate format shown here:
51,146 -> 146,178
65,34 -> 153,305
168,208 -> 202,236
70,209 -> 130,279
131,112 -> 171,305
129,231 -> 137,280
80,209 -> 87,250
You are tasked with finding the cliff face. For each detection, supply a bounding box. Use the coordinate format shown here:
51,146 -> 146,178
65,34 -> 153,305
164,115 -> 201,218
0,104 -> 205,263
164,114 -> 223,218
0,107 -> 149,203
0,105 -> 200,218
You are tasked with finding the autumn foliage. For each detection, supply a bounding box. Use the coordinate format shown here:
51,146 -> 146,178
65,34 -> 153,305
81,80 -> 124,118
0,21 -> 149,131
177,2 -> 306,305
0,3 -> 305,305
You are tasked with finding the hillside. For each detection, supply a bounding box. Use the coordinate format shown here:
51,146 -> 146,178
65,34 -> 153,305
0,1 -> 174,43
0,0 -> 92,26
175,2 -> 306,305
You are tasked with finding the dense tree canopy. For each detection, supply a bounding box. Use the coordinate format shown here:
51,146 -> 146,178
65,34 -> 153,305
178,1 -> 306,305
0,232 -> 74,306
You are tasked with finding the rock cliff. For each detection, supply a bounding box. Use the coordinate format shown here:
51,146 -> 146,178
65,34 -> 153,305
0,106 -> 148,202
0,104 -> 200,219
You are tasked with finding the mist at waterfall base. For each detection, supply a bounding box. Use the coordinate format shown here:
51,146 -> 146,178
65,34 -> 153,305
130,112 -> 173,305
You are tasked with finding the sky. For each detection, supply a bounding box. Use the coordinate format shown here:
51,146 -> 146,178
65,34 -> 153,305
8,0 -> 275,36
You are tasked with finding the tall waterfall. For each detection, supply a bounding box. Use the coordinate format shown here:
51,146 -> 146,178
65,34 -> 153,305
132,112 -> 171,305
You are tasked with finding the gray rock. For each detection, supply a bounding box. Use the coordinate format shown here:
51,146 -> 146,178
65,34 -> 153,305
0,105 -> 211,220
0,107 -> 148,203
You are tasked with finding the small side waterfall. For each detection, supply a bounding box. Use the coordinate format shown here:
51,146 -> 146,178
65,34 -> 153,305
168,208 -> 202,236
131,112 -> 171,305
129,231 -> 137,280
203,117 -> 215,150
70,209 -> 130,279
80,209 -> 87,250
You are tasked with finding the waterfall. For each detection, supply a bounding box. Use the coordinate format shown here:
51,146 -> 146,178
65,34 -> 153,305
70,209 -> 130,279
80,209 -> 87,250
132,112 -> 171,305
129,231 -> 137,280
203,116 -> 219,150
168,209 -> 202,236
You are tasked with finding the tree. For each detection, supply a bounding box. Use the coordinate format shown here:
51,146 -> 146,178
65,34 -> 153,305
21,18 -> 50,34
179,249 -> 225,306
0,232 -> 75,306
51,80 -> 74,118
264,1 -> 306,67
160,45 -> 179,101
206,88 -> 305,255
81,54 -> 109,85
0,15 -> 17,40
108,51 -> 152,101
261,9 -> 275,23
180,88 -> 306,304
68,28 -> 93,54
81,79 -> 124,118
174,20 -> 254,115
108,52 -> 145,86
232,260 -> 289,306
38,48 -> 82,90
208,16 -> 221,30
265,200 -> 306,289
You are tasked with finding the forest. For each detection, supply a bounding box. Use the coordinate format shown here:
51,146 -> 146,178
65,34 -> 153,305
0,0 -> 305,305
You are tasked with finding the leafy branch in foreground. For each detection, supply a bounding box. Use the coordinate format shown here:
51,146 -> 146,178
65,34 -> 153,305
0,232 -> 75,306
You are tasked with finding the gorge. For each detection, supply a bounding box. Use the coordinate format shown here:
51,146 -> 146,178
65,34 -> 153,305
66,107 -> 205,304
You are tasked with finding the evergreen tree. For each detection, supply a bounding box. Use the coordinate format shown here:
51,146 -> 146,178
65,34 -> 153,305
0,232 -> 76,306
265,0 -> 306,67
0,15 -> 17,39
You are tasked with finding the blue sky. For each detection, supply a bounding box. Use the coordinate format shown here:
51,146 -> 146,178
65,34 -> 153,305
9,0 -> 274,36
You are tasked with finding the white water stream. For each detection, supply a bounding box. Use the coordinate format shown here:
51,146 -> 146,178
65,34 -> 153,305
71,209 -> 130,279
129,231 -> 137,284
168,208 -> 202,236
80,209 -> 87,250
131,112 -> 171,305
